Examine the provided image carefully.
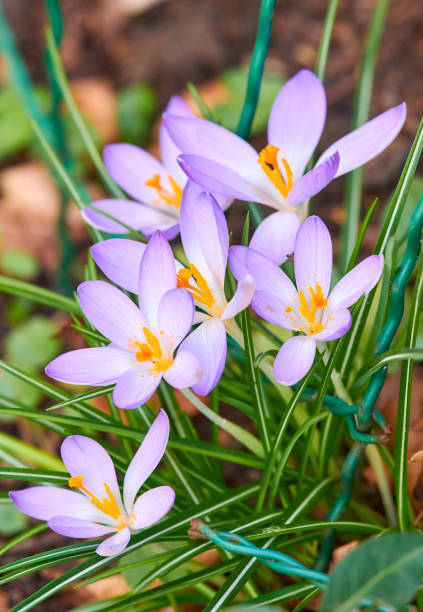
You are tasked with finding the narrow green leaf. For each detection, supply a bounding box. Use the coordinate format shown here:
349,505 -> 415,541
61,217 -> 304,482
0,275 -> 79,313
354,347 -> 423,386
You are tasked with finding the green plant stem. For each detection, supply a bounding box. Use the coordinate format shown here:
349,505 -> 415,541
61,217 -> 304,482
340,0 -> 391,270
314,0 -> 339,81
395,251 -> 423,530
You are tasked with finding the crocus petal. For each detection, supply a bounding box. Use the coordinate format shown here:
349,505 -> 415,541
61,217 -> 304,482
273,335 -> 316,386
160,95 -> 194,185
82,199 -> 178,235
294,216 -> 332,297
61,436 -> 122,508
90,239 -> 147,294
268,69 -> 327,179
180,183 -> 228,294
163,349 -> 202,390
45,346 -> 134,386
328,254 -> 384,310
221,275 -> 255,320
178,318 -> 227,395
123,409 -> 169,514
139,231 -> 176,328
251,290 -> 296,330
229,246 -> 298,305
178,154 -> 269,203
103,143 -> 169,204
286,152 -> 340,208
10,487 -> 104,523
314,308 -> 352,341
113,369 -> 160,410
249,211 -> 300,265
48,516 -> 113,538
317,103 -> 406,177
96,527 -> 131,557
77,280 -> 146,349
131,486 -> 175,530
157,288 -> 194,347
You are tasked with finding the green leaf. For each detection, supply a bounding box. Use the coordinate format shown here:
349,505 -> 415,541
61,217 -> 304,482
0,88 -> 32,160
321,533 -> 423,612
1,251 -> 40,280
6,316 -> 61,371
0,504 -> 27,535
117,83 -> 158,146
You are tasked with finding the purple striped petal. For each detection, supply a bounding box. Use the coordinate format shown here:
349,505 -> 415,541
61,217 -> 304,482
178,154 -> 269,203
178,318 -> 227,395
294,216 -> 333,297
131,486 -> 175,530
249,211 -> 300,265
82,199 -> 178,235
229,246 -> 298,305
273,335 -> 316,385
286,152 -> 339,208
314,308 -> 352,341
251,290 -> 296,330
96,526 -> 131,556
163,349 -> 202,390
61,436 -> 122,510
139,231 -> 176,328
103,143 -> 169,204
45,346 -> 134,386
48,516 -> 113,538
77,280 -> 146,349
328,254 -> 384,310
268,69 -> 326,179
221,275 -> 255,320
10,487 -> 103,522
123,409 -> 170,513
113,369 -> 160,410
180,183 -> 228,295
90,239 -> 147,294
317,103 -> 406,177
157,288 -> 194,347
160,96 -> 194,185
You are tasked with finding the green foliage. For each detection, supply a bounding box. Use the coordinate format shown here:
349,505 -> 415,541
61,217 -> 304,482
321,534 -> 423,612
0,250 -> 40,281
117,83 -> 159,146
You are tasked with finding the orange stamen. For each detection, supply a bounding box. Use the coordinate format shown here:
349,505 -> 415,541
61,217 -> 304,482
69,475 -> 121,519
145,173 -> 182,208
131,327 -> 173,373
176,263 -> 215,309
297,283 -> 328,335
258,145 -> 293,198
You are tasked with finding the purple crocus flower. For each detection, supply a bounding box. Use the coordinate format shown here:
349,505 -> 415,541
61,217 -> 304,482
90,182 -> 254,395
46,231 -> 201,409
82,96 -> 230,239
10,410 -> 174,557
164,70 -> 406,264
229,215 -> 384,386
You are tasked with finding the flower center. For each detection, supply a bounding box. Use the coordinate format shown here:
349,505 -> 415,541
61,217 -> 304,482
297,283 -> 328,335
258,144 -> 294,199
176,263 -> 215,309
145,173 -> 182,208
69,475 -> 122,520
132,327 -> 173,373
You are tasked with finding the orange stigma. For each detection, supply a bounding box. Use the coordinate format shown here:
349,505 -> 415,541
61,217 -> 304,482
68,475 -> 121,519
131,327 -> 173,374
258,144 -> 293,199
176,264 -> 215,309
145,173 -> 182,208
298,283 -> 328,335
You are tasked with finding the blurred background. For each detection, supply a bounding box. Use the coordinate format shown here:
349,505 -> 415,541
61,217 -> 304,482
0,0 -> 422,608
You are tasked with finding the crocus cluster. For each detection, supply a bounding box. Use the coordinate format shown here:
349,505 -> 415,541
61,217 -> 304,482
10,67 -> 402,551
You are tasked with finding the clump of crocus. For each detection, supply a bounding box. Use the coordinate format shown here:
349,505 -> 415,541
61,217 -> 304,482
91,182 -> 254,395
10,410 -> 174,557
46,231 -> 201,409
230,215 -> 384,385
82,97 -> 229,238
164,69 -> 405,264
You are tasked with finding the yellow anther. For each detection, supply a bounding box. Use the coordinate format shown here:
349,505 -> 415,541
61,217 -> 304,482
298,283 -> 328,336
131,327 -> 173,374
69,475 -> 121,520
176,263 -> 215,309
145,173 -> 182,208
258,145 -> 294,198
